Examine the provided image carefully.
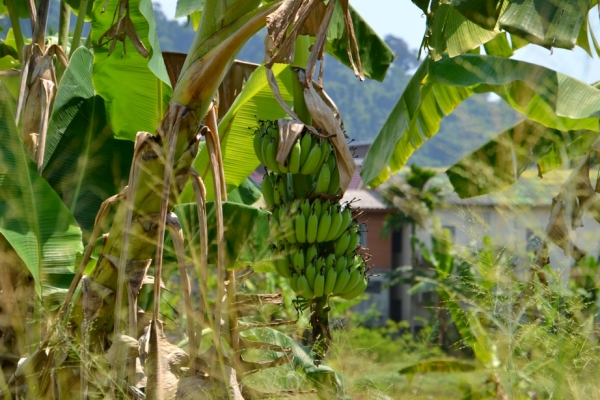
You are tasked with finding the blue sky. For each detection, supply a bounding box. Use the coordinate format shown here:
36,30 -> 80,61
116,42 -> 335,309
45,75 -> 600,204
154,0 -> 600,83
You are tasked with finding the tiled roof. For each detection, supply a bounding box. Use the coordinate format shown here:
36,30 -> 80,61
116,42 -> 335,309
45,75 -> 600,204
341,189 -> 388,210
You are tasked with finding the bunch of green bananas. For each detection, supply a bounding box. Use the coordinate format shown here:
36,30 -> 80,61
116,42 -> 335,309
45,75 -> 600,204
269,198 -> 354,244
255,120 -> 369,301
254,121 -> 335,177
272,245 -> 368,300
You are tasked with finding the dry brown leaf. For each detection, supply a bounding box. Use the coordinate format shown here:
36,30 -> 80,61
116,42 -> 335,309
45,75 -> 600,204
106,333 -> 139,367
142,320 -> 180,400
218,61 -> 258,120
304,83 -> 355,192
98,0 -> 149,58
339,0 -> 364,80
298,0 -> 328,36
275,119 -> 305,164
546,198 -> 585,262
162,52 -> 187,88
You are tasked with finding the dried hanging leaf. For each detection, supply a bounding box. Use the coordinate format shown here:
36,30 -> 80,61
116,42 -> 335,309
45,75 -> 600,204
275,119 -> 305,164
106,333 -> 139,367
303,81 -> 355,192
162,52 -> 187,88
142,320 -> 180,400
266,0 -> 321,65
298,0 -> 328,36
218,61 -> 259,120
97,0 -> 149,58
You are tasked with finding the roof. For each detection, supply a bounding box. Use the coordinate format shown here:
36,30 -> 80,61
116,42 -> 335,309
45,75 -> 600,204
385,168 -> 570,208
341,189 -> 389,210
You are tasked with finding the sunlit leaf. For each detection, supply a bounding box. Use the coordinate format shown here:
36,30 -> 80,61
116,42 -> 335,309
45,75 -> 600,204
361,54 -> 600,188
181,64 -> 293,202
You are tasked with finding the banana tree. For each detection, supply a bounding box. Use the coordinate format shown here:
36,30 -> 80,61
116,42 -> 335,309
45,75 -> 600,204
0,0 -> 394,398
361,0 -> 600,288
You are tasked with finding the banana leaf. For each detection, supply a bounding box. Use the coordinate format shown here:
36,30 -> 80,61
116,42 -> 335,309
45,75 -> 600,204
42,47 -> 134,239
241,327 -> 343,399
181,64 -> 293,202
361,54 -> 600,188
326,1 -> 394,82
499,0 -> 589,50
91,0 -> 171,140
0,84 -> 82,297
447,119 -> 600,198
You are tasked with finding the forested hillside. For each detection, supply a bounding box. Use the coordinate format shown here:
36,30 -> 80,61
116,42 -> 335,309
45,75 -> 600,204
1,1 -> 520,167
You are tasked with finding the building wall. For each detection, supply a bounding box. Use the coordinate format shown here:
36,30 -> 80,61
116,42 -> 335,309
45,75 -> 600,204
352,210 -> 392,324
355,211 -> 392,270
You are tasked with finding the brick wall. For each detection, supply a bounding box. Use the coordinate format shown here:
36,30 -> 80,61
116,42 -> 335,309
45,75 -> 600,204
355,211 -> 391,270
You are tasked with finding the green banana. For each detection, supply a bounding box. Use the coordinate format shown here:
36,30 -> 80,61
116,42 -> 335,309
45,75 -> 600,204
324,267 -> 337,295
276,175 -> 288,204
335,256 -> 347,274
305,262 -> 316,289
265,139 -> 280,173
333,269 -> 351,295
300,142 -> 322,175
275,256 -> 292,279
328,165 -> 340,195
315,162 -> 331,194
290,273 -> 299,293
298,275 -> 315,299
341,268 -> 361,294
334,231 -> 351,257
325,254 -> 335,270
306,244 -> 318,268
318,140 -> 331,167
272,177 -> 282,206
316,209 -> 331,242
340,276 -> 368,300
306,209 -> 319,243
262,174 -> 275,208
295,211 -> 306,243
345,226 -> 360,255
289,140 -> 302,174
313,270 -> 325,298
314,198 -> 322,218
300,198 -> 311,218
326,205 -> 343,241
299,133 -> 312,166
293,249 -> 304,274
254,130 -> 265,164
270,208 -> 281,241
333,208 -> 352,240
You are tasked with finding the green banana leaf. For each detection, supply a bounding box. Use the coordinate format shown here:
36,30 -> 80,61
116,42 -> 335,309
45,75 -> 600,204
0,85 -> 83,298
175,0 -> 204,29
1,0 -> 27,18
228,177 -> 262,205
326,2 -> 394,82
42,48 -> 134,238
444,0 -> 503,30
180,64 -> 293,202
499,0 -> 589,49
240,327 -> 343,399
361,54 -> 600,188
427,5 -> 498,60
447,119 -> 600,198
172,201 -> 272,271
91,0 -> 171,141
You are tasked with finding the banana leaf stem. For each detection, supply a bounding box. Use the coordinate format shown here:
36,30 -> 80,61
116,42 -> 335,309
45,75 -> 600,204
56,1 -> 71,80
4,0 -> 24,62
70,0 -> 90,58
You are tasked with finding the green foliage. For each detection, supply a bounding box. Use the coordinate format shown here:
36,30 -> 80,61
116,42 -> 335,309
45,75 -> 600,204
43,47 -> 133,238
0,85 -> 82,297
91,0 -> 171,140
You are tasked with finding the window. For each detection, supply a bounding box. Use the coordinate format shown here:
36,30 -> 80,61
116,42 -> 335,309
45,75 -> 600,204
359,223 -> 367,247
